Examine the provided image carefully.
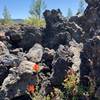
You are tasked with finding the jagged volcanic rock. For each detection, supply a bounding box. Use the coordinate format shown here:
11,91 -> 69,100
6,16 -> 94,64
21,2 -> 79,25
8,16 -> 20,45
70,0 -> 100,41
80,36 -> 100,98
5,25 -> 42,51
0,61 -> 36,100
26,43 -> 43,63
43,9 -> 84,49
19,26 -> 42,51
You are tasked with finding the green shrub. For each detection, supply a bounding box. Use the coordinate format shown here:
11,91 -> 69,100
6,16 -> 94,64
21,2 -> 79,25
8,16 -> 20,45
24,17 -> 46,27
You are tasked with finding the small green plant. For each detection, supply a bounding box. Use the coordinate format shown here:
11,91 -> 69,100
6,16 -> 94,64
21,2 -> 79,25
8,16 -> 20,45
24,17 -> 46,27
25,0 -> 46,28
62,68 -> 79,99
64,68 -> 78,90
77,84 -> 86,96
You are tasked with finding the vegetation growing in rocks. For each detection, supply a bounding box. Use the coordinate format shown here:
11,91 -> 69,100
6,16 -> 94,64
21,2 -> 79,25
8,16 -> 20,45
24,0 -> 46,27
0,0 -> 100,100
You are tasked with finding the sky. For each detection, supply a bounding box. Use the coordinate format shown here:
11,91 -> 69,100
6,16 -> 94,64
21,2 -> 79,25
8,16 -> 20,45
0,0 -> 87,19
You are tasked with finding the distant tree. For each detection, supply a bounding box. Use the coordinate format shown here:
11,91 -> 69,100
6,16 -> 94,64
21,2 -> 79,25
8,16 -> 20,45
78,0 -> 85,14
2,6 -> 12,24
29,0 -> 46,19
67,8 -> 73,19
25,0 -> 46,27
24,16 -> 46,27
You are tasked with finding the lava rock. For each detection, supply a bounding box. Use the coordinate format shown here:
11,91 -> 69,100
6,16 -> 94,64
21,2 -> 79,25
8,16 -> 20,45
50,58 -> 70,85
95,87 -> 100,99
0,31 -> 6,41
85,0 -> 100,6
19,26 -> 42,51
11,94 -> 32,100
50,44 -> 74,86
5,30 -> 23,49
70,0 -> 100,41
80,36 -> 100,88
0,41 -> 9,55
0,61 -> 37,100
40,80 -> 53,96
42,48 -> 56,70
26,43 -> 43,63
69,40 -> 83,72
0,54 -> 20,85
43,9 -> 84,49
0,66 -> 8,86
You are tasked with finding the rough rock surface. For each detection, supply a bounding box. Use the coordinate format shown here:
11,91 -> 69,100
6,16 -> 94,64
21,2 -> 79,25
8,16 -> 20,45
43,9 -> 84,49
0,0 -> 100,99
0,41 -> 9,55
0,42 -> 15,85
50,44 -> 73,85
5,25 -> 42,51
69,40 -> 83,72
70,0 -> 100,41
19,26 -> 42,51
50,58 -> 72,86
0,31 -> 6,41
80,36 -> 100,98
0,54 -> 19,85
40,44 -> 74,95
85,0 -> 99,5
95,87 -> 100,99
42,48 -> 56,70
0,61 -> 36,100
26,43 -> 43,63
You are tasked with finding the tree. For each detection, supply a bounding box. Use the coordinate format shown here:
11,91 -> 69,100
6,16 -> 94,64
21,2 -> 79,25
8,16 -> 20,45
2,6 -> 12,24
78,0 -> 85,14
25,0 -> 46,27
29,0 -> 46,19
67,8 -> 73,19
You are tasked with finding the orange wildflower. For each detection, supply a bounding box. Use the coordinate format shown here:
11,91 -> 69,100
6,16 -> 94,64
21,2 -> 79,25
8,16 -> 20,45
33,64 -> 40,73
27,84 -> 35,93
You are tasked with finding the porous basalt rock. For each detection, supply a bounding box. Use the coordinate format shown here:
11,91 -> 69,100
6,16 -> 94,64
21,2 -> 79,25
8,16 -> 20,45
26,43 -> 43,63
5,25 -> 42,51
0,61 -> 36,100
19,26 -> 42,51
80,36 -> 100,98
0,41 -> 9,55
43,9 -> 84,49
70,0 -> 100,41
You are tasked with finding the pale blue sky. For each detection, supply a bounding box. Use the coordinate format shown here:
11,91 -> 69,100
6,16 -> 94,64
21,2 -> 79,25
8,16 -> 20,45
0,0 -> 87,19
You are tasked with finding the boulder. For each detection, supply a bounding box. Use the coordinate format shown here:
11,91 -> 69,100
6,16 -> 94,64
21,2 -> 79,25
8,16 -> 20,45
19,26 -> 42,51
0,66 -> 8,86
26,43 -> 43,63
69,40 -> 83,72
0,31 -> 6,41
69,0 -> 100,41
0,54 -> 20,85
50,45 -> 74,86
0,61 -> 36,100
80,36 -> 100,89
40,45 -> 74,95
50,58 -> 70,85
42,48 -> 56,70
5,30 -> 23,43
85,0 -> 100,5
0,41 -> 9,55
5,25 -> 42,51
43,9 -> 84,49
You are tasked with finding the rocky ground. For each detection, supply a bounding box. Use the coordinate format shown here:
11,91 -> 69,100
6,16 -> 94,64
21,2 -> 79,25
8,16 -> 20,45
0,0 -> 100,100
